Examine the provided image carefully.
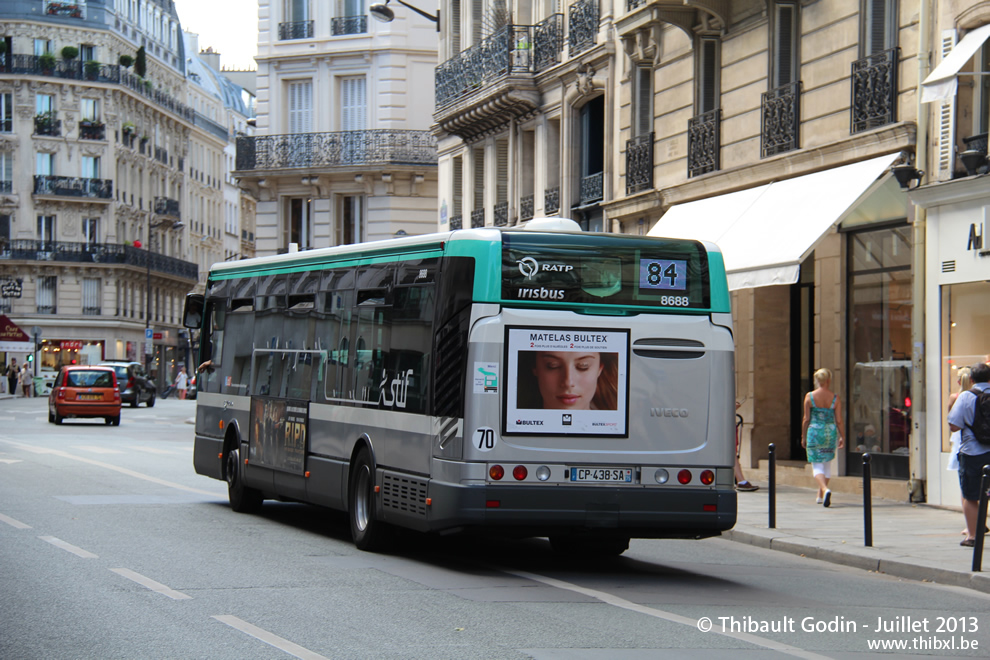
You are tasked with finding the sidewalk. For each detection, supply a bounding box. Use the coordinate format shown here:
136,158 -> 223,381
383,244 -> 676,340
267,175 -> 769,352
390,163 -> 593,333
727,482 -> 990,594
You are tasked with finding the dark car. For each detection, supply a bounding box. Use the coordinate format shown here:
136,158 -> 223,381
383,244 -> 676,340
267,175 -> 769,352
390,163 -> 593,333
97,361 -> 156,407
49,366 -> 121,426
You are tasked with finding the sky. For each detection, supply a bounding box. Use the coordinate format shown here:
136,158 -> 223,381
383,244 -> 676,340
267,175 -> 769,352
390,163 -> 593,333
171,0 -> 259,71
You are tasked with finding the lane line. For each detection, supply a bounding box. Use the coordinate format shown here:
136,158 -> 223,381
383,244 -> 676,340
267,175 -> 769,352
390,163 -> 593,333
73,446 -> 125,455
110,568 -> 192,600
212,615 -> 331,660
131,447 -> 186,456
0,512 -> 31,528
0,439 -> 219,498
39,536 -> 98,558
504,569 -> 831,660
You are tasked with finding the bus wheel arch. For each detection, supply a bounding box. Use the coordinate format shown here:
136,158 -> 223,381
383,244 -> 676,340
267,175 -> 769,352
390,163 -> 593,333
347,437 -> 392,552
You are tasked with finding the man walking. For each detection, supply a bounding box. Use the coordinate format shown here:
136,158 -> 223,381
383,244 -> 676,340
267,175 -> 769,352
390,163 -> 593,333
6,358 -> 17,395
948,362 -> 990,546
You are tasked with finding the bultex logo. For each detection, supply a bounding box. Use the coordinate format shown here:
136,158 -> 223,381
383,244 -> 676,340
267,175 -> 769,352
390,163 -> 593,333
562,414 -> 572,426
515,256 -> 567,300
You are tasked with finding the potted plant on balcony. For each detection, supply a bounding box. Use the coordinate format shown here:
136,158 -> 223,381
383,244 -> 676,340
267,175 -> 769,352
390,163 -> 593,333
35,110 -> 55,133
121,121 -> 135,135
118,54 -> 133,69
38,52 -> 56,74
84,59 -> 100,80
61,46 -> 78,61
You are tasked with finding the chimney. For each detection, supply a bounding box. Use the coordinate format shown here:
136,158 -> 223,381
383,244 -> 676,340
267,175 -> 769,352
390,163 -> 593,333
200,46 -> 221,71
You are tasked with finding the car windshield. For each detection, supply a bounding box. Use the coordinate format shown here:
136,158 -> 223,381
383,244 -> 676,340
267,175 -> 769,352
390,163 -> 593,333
66,371 -> 114,388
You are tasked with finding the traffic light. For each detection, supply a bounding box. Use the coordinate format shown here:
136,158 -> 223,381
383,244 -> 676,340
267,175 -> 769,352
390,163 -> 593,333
26,354 -> 33,363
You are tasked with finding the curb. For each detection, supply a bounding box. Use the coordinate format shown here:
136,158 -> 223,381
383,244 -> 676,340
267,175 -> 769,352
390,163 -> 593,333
725,526 -> 990,594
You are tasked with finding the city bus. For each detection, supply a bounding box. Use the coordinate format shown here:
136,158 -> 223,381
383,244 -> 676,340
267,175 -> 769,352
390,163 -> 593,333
184,219 -> 737,555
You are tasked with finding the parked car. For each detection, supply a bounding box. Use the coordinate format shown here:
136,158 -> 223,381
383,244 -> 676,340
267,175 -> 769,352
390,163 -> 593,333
48,366 -> 121,426
97,361 -> 156,407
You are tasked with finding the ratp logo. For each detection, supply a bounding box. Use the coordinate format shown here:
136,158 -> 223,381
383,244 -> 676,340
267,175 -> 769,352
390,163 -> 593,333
517,257 -> 539,279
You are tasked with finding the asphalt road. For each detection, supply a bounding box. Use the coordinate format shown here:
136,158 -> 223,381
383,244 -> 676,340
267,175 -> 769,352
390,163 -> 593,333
2,396 -> 990,659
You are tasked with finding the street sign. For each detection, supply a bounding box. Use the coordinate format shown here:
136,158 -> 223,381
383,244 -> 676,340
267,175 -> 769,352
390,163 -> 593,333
145,327 -> 153,341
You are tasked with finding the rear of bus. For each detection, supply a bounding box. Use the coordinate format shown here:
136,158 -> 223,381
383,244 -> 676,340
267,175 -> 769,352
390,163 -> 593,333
427,228 -> 736,550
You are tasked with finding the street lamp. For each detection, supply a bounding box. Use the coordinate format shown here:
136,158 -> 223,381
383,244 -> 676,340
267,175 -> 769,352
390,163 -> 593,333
369,0 -> 439,31
144,219 -> 184,374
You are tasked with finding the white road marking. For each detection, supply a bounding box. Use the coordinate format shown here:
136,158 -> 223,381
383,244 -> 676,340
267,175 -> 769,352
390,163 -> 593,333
130,447 -> 185,456
0,439 -> 219,497
504,569 -> 831,660
110,568 -> 192,600
39,536 -> 98,558
0,512 -> 31,528
212,615 -> 331,660
73,446 -> 125,455
0,458 -> 22,464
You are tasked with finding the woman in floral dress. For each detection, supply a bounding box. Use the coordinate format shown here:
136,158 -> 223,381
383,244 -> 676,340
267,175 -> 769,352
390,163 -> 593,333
801,368 -> 845,507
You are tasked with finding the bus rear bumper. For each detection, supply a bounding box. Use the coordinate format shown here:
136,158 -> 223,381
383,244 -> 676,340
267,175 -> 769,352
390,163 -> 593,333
423,482 -> 737,539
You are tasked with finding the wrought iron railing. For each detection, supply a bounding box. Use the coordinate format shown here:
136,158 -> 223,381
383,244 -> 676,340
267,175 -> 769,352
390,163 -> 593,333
534,14 -> 564,72
37,304 -> 56,315
761,81 -> 801,158
851,47 -> 899,134
235,130 -> 437,171
449,215 -> 463,230
34,115 -> 61,136
0,240 -> 198,280
626,133 -> 654,195
45,1 -> 84,18
83,306 -> 101,316
155,146 -> 169,165
471,209 -> 485,228
580,171 -> 604,206
154,197 -> 180,218
569,0 -> 599,56
0,181 -> 11,194
0,118 -> 10,132
494,202 -> 509,226
688,109 -> 721,178
435,23 -> 564,108
79,121 -> 106,140
520,194 -> 535,221
33,175 -> 113,199
279,20 -> 314,40
194,112 -> 229,141
627,0 -> 647,9
545,186 -> 560,215
332,15 -> 367,35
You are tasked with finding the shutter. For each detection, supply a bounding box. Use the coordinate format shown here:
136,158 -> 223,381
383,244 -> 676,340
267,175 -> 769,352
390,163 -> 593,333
636,66 -> 652,136
472,0 -> 483,46
775,3 -> 794,87
341,77 -> 366,132
289,81 -> 312,134
937,29 -> 958,182
452,155 -> 463,215
868,0 -> 888,54
700,39 -> 718,113
473,147 -> 485,210
451,0 -> 461,54
496,138 -> 508,203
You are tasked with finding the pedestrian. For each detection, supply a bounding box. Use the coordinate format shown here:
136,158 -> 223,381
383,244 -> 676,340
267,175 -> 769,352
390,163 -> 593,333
947,367 -> 973,473
6,358 -> 17,395
174,365 -> 188,400
801,367 -> 845,507
734,400 -> 759,491
947,362 -> 990,547
19,363 -> 31,398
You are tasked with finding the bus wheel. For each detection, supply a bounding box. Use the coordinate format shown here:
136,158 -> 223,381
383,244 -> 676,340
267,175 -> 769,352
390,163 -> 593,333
349,448 -> 392,552
549,535 -> 629,558
225,446 -> 263,513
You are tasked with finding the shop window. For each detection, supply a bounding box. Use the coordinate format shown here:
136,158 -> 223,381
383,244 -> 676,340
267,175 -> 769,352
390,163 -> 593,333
939,281 -> 990,452
847,224 -> 912,479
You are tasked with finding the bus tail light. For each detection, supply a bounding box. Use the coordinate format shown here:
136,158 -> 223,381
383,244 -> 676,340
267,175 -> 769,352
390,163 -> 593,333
489,465 -> 504,480
512,465 -> 528,481
677,469 -> 692,485
700,470 -> 715,485
703,504 -> 717,512
486,500 -> 500,508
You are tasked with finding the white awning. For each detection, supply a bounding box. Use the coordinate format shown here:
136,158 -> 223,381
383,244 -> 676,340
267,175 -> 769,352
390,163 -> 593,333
649,153 -> 900,290
0,341 -> 32,353
922,24 -> 990,103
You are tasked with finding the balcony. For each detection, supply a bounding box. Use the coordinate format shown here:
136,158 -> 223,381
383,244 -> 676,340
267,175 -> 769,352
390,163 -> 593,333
235,130 -> 437,172
78,121 -> 106,141
687,109 -> 721,178
279,20 -> 314,40
45,1 -> 84,18
520,194 -> 535,221
449,215 -> 463,230
851,47 -> 899,134
332,15 -> 367,35
625,133 -> 654,195
579,171 -> 604,206
34,113 -> 61,137
0,181 -> 10,194
494,202 -> 509,226
471,209 -> 485,228
569,0 -> 599,56
33,175 -> 113,200
1,240 -> 198,280
761,82 -> 801,158
154,197 -> 180,219
545,186 -> 560,215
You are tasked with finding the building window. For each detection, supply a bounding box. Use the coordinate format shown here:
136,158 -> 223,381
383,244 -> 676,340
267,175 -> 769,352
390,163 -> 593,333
34,39 -> 52,56
82,156 -> 101,179
288,81 -> 313,134
284,197 -> 312,250
847,224 -> 912,479
80,44 -> 95,62
340,77 -> 366,131
697,37 -> 720,114
287,0 -> 310,23
337,195 -> 362,246
772,1 -> 798,88
83,278 -> 101,315
36,152 -> 54,176
862,0 -> 897,55
37,215 -> 56,248
36,275 -> 57,314
0,93 -> 11,133
83,218 -> 100,247
81,98 -> 100,122
0,152 -> 11,194
579,96 -> 604,208
633,65 -> 653,137
940,281 -> 990,453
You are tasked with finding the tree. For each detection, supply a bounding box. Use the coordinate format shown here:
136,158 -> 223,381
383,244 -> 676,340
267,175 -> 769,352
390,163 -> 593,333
135,46 -> 146,78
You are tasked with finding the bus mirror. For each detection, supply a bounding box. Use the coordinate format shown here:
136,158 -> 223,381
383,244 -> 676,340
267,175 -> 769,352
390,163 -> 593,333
183,294 -> 205,329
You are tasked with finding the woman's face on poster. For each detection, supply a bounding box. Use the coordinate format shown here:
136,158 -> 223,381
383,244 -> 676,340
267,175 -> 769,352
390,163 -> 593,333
532,351 -> 602,410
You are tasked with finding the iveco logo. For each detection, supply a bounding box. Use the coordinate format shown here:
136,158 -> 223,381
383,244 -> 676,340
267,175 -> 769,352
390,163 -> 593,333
517,257 -> 539,278
650,408 -> 689,418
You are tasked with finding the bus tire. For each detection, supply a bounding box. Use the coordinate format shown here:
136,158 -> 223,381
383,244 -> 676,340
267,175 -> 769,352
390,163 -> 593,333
349,447 -> 392,552
549,535 -> 629,557
225,445 -> 263,513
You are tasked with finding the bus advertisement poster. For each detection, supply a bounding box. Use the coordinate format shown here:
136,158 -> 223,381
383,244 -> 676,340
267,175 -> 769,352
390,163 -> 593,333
249,396 -> 309,474
503,327 -> 629,436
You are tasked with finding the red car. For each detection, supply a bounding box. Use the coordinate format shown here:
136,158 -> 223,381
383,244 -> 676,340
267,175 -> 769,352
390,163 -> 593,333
48,366 -> 122,426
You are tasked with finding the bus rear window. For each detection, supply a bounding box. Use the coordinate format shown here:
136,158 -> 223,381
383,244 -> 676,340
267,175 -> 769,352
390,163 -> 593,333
501,233 -> 711,309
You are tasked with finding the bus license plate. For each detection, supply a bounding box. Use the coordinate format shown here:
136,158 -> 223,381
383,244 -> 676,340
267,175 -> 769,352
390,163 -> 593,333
570,467 -> 633,483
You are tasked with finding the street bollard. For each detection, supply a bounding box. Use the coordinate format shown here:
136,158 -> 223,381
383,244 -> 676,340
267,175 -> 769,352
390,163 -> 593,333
972,465 -> 990,572
768,443 -> 776,529
863,453 -> 873,548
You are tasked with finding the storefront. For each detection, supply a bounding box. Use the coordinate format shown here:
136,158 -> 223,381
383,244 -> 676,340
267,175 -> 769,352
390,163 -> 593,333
38,339 -> 106,392
914,177 -> 990,506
